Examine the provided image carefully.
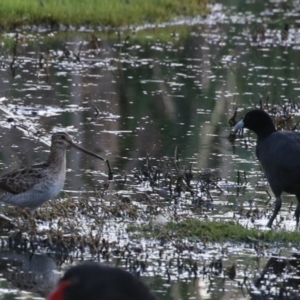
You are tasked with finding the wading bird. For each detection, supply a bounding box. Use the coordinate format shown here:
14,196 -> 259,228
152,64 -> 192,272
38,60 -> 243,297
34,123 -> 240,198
234,109 -> 300,228
0,132 -> 105,214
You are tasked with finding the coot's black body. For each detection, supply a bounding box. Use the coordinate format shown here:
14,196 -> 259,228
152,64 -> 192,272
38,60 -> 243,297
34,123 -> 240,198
234,109 -> 300,228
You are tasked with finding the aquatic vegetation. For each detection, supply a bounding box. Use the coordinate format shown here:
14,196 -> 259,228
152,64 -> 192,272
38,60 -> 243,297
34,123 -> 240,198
0,0 -> 209,28
129,218 -> 300,243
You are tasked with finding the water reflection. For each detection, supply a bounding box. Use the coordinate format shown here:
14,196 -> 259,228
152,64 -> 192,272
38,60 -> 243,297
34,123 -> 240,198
253,253 -> 300,299
0,251 -> 59,299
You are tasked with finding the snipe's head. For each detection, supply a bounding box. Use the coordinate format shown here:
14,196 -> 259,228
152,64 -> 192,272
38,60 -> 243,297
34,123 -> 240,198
51,132 -> 73,149
51,132 -> 105,161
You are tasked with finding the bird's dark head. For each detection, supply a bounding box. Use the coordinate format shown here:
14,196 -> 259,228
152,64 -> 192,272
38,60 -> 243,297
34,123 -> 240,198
234,109 -> 276,138
46,263 -> 104,300
46,263 -> 157,300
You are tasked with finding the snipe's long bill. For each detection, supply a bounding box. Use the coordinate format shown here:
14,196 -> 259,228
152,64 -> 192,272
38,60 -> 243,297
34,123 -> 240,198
0,132 -> 105,214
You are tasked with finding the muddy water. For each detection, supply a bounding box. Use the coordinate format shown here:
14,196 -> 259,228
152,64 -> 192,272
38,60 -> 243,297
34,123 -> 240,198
0,0 -> 299,299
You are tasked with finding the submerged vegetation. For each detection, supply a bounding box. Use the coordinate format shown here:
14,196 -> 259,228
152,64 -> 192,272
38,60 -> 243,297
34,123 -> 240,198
0,0 -> 209,29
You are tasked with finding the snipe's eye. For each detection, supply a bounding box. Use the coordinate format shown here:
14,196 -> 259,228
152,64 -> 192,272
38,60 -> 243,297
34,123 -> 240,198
61,135 -> 66,139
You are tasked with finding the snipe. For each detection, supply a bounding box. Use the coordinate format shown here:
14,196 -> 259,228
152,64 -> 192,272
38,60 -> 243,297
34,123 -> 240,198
0,132 -> 105,214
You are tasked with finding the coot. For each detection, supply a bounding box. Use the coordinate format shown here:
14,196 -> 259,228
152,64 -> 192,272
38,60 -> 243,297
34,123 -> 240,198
234,109 -> 300,228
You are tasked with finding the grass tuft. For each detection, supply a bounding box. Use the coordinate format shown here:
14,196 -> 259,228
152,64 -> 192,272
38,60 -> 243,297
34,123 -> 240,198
128,218 -> 300,243
0,0 -> 209,28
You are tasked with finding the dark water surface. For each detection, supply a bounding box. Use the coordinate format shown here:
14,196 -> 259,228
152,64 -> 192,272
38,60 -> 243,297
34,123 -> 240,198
0,0 -> 300,299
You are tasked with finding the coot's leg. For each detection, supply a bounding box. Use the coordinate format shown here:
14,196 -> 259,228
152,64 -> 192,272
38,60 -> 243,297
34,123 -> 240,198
267,196 -> 282,228
295,194 -> 300,228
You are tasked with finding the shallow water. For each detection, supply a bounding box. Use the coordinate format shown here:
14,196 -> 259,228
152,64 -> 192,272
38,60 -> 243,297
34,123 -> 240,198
0,0 -> 300,299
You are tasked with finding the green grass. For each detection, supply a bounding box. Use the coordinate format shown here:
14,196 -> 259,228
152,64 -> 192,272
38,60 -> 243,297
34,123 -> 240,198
0,0 -> 209,28
128,218 -> 300,243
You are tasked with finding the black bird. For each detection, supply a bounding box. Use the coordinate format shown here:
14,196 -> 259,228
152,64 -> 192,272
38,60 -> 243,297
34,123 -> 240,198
234,109 -> 300,228
46,262 -> 157,300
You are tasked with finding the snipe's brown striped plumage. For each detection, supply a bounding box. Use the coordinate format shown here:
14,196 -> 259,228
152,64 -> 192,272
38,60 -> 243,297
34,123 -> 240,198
0,132 -> 104,214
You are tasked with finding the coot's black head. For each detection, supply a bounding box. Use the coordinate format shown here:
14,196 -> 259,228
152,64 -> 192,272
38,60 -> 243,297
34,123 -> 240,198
234,109 -> 276,138
47,262 -> 157,300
